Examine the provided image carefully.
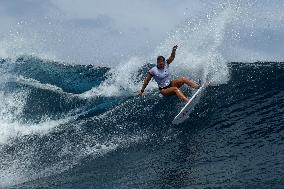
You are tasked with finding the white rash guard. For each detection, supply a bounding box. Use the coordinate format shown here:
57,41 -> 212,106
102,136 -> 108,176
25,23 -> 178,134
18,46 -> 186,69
149,62 -> 171,88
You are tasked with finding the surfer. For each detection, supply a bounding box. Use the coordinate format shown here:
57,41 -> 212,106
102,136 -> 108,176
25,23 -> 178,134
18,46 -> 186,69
139,45 -> 200,102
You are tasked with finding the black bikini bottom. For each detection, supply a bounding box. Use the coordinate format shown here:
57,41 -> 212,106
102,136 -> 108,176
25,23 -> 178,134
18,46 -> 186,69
159,81 -> 172,90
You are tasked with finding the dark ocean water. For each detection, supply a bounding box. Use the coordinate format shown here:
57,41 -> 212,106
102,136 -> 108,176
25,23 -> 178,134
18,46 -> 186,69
0,56 -> 283,188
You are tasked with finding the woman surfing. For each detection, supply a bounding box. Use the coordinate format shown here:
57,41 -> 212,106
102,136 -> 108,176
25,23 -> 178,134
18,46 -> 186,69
139,45 -> 200,102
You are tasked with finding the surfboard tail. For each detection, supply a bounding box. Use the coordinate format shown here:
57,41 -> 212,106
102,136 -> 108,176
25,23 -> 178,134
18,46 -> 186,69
172,83 -> 207,125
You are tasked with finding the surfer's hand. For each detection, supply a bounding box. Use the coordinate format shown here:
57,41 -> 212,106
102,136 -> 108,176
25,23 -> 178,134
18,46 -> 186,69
173,45 -> 178,50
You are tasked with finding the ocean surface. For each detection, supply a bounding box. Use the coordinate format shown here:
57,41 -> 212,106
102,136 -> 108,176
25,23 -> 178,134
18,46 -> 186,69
0,56 -> 283,188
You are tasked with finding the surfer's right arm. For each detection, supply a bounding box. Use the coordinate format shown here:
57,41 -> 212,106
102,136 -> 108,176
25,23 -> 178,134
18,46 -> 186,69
139,73 -> 152,96
167,45 -> 178,64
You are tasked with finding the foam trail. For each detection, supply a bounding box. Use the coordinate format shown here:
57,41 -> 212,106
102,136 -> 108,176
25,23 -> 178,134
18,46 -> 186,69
14,75 -> 74,95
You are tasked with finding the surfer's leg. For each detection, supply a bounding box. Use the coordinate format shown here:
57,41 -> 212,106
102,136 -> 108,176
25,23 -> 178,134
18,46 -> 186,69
160,87 -> 189,102
172,77 -> 199,89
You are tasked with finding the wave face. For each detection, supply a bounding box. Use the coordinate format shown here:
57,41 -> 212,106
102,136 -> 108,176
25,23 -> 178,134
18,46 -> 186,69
0,55 -> 283,188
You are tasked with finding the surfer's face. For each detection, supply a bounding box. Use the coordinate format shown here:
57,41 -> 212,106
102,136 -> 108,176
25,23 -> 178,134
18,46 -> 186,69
157,59 -> 165,69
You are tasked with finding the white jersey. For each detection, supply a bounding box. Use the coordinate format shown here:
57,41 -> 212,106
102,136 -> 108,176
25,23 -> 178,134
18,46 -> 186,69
149,63 -> 171,88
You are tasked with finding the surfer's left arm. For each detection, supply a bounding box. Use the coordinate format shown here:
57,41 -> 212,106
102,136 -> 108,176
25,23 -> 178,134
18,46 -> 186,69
166,45 -> 178,64
139,73 -> 152,96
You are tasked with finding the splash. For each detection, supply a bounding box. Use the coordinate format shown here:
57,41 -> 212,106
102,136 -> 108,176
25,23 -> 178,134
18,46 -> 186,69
155,7 -> 236,85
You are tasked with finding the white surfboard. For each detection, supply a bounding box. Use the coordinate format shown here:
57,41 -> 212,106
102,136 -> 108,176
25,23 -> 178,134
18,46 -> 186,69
172,83 -> 206,125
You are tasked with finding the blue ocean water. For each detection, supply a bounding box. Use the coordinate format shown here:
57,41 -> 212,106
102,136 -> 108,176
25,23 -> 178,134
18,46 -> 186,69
0,56 -> 283,188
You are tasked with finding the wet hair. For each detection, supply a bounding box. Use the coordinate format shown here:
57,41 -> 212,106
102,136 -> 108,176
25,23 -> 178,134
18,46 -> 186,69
157,56 -> 165,63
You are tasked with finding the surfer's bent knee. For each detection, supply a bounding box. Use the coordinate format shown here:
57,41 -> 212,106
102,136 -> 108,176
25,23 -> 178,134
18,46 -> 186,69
160,87 -> 177,96
178,76 -> 190,84
172,87 -> 179,92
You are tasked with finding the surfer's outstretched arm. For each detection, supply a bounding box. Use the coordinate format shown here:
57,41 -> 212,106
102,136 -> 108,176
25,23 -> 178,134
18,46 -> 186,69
166,45 -> 178,64
139,73 -> 152,96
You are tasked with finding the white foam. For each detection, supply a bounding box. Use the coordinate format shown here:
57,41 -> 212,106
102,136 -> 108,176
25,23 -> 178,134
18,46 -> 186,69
0,90 -> 27,123
14,75 -> 74,95
0,116 -> 73,145
0,88 -> 73,144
